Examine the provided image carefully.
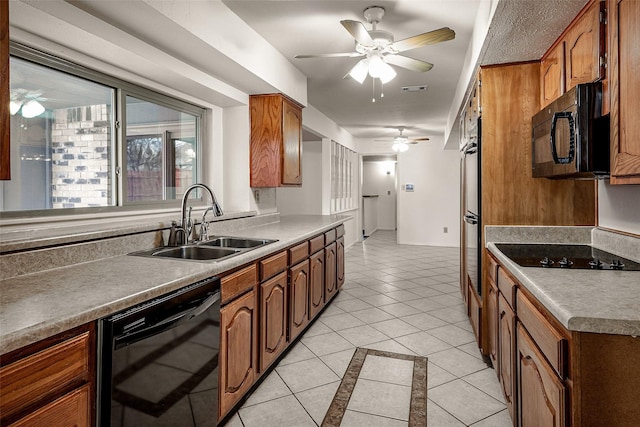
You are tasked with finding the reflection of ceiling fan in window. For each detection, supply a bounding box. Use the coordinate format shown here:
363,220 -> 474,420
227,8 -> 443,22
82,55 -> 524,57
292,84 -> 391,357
295,6 -> 455,84
9,89 -> 48,118
375,127 -> 430,152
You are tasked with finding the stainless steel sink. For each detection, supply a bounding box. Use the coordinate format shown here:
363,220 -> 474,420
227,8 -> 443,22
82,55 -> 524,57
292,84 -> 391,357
198,236 -> 277,249
129,235 -> 277,262
152,245 -> 240,261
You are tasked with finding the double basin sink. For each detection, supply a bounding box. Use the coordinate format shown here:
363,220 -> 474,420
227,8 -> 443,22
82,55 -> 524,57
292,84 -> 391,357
131,236 -> 277,262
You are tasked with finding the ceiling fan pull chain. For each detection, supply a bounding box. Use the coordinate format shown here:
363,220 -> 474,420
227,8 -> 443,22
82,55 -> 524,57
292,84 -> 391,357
372,78 -> 376,103
380,80 -> 385,98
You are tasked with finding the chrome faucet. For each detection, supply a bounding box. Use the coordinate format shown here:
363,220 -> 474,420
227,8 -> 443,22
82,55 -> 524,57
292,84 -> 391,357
171,183 -> 223,245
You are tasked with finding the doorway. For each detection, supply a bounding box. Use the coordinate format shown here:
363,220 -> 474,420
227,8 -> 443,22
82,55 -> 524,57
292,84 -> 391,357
361,155 -> 397,238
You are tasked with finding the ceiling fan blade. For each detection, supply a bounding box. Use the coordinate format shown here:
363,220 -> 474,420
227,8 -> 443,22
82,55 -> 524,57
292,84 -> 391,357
409,137 -> 430,142
341,20 -> 374,46
384,55 -> 433,72
295,52 -> 364,59
391,27 -> 455,52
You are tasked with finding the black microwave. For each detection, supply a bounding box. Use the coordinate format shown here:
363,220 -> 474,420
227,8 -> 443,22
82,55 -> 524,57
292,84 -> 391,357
532,82 -> 609,179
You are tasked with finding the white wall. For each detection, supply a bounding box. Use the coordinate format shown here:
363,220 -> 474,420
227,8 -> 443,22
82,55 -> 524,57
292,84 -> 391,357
362,161 -> 397,230
598,182 -> 640,235
397,144 -> 461,246
276,140 -> 323,215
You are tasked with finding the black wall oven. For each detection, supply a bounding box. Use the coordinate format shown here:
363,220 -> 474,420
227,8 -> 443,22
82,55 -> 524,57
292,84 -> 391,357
462,118 -> 481,296
97,277 -> 221,426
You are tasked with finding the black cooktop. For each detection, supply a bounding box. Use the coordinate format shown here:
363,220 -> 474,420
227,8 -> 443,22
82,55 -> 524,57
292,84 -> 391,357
495,244 -> 640,271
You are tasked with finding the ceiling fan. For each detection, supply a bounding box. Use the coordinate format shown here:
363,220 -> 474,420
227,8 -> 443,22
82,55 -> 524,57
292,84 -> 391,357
375,127 -> 430,152
294,6 -> 455,84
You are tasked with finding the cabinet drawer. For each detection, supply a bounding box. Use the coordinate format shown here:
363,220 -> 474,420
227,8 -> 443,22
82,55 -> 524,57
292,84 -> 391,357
517,292 -> 568,378
289,241 -> 309,266
497,268 -> 517,308
8,385 -> 90,427
324,228 -> 336,245
260,251 -> 288,281
309,235 -> 324,254
0,332 -> 90,421
221,264 -> 257,303
336,224 -> 345,237
488,256 -> 498,284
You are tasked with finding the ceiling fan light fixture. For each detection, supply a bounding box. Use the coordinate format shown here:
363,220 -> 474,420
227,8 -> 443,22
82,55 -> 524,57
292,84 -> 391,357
377,60 -> 396,84
21,99 -> 45,118
392,141 -> 409,152
348,58 -> 369,84
368,54 -> 396,84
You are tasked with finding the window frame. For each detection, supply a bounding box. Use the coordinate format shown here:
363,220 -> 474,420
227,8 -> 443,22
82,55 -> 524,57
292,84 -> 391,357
4,42 -> 206,218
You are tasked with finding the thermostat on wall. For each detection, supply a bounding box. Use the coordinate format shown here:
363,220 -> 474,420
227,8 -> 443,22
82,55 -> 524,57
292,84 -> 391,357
405,183 -> 414,192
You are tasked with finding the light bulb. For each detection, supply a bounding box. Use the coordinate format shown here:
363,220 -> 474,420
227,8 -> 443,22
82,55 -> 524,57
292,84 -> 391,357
348,59 -> 369,84
368,55 -> 385,78
21,100 -> 45,118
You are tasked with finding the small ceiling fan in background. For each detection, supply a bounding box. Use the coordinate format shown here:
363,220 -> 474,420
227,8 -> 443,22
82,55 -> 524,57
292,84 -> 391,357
375,127 -> 430,152
295,6 -> 455,85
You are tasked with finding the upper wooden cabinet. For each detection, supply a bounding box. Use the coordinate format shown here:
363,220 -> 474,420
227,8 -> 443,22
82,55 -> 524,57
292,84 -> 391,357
609,0 -> 640,184
540,42 -> 565,107
565,1 -> 606,91
1,0 -> 10,181
540,1 -> 605,109
250,93 -> 304,187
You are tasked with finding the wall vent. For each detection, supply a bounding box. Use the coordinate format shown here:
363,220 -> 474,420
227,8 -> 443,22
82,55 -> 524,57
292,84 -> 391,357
401,85 -> 429,92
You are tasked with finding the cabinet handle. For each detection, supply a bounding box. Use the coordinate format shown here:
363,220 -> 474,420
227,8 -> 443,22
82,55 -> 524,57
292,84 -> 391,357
500,310 -> 506,319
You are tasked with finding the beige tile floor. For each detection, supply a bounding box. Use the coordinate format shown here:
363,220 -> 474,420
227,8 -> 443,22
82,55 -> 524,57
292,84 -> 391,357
223,230 -> 512,426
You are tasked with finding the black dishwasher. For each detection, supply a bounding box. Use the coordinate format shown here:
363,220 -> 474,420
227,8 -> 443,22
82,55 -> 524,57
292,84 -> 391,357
97,277 -> 220,426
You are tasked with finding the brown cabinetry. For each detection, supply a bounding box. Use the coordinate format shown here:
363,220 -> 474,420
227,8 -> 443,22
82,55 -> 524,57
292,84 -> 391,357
309,249 -> 325,319
325,241 -> 337,302
609,0 -> 640,184
517,324 -> 567,427
540,42 -> 565,107
219,288 -> 258,419
336,236 -> 345,289
259,271 -> 288,372
250,93 -> 304,187
498,293 -> 516,421
0,324 -> 94,427
1,0 -> 10,180
540,1 -> 605,109
486,274 -> 498,368
289,259 -> 310,341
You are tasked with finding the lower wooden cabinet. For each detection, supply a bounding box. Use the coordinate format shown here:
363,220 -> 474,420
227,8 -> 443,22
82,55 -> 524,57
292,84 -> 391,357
309,250 -> 325,319
498,293 -> 516,422
325,242 -> 337,301
259,271 -> 288,372
468,279 -> 482,347
486,279 -> 498,368
0,324 -> 93,427
336,236 -> 345,289
219,289 -> 258,419
517,324 -> 567,427
8,385 -> 90,427
289,259 -> 310,342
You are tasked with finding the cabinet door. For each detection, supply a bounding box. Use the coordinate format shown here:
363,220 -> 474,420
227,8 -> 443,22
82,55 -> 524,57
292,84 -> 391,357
325,242 -> 337,302
282,98 -> 302,185
1,0 -> 9,180
336,236 -> 345,289
259,271 -> 288,372
610,0 -> 640,183
565,1 -> 605,91
498,294 -> 516,422
517,324 -> 567,427
309,250 -> 325,319
289,260 -> 310,341
486,280 -> 498,369
220,290 -> 258,419
541,42 -> 565,108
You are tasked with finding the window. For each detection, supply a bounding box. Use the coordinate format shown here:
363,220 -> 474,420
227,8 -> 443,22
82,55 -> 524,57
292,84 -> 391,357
331,141 -> 357,213
1,45 -> 205,215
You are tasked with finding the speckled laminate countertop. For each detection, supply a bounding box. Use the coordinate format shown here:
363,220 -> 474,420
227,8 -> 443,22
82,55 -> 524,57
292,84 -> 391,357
0,215 -> 350,355
486,226 -> 640,336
